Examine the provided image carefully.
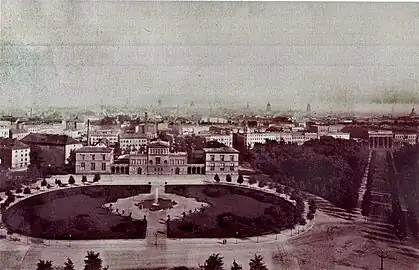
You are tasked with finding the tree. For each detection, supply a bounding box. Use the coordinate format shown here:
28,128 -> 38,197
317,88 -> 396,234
237,174 -> 244,184
68,175 -> 75,185
275,185 -> 283,194
93,173 -> 101,182
214,174 -> 220,183
248,176 -> 257,185
23,187 -> 31,194
41,179 -> 47,187
249,254 -> 268,270
226,174 -> 232,182
82,175 -> 87,183
37,260 -> 54,270
306,211 -> 314,220
15,187 -> 22,193
231,260 -> 242,270
200,253 -> 224,270
64,258 -> 75,270
67,149 -> 76,168
84,250 -> 104,270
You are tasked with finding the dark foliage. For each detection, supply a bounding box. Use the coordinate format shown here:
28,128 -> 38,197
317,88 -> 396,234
200,253 -> 224,270
37,260 -> 53,270
249,137 -> 368,211
23,187 -> 31,194
237,174 -> 244,184
64,258 -> 75,270
214,174 -> 220,182
68,175 -> 76,185
93,173 -> 101,182
231,260 -> 242,270
226,174 -> 232,183
249,254 -> 268,270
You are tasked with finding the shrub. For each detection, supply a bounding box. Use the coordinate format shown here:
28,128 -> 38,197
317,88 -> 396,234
15,187 -> 22,194
68,175 -> 75,185
275,186 -> 283,194
258,180 -> 267,188
307,211 -> 314,220
248,176 -> 257,185
81,175 -> 87,183
226,174 -> 232,182
93,173 -> 101,182
249,176 -> 257,185
268,182 -> 275,189
214,174 -> 220,182
23,187 -> 31,194
41,179 -> 47,187
237,174 -> 244,184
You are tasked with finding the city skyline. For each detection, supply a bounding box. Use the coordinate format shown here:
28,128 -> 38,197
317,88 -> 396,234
1,2 -> 419,110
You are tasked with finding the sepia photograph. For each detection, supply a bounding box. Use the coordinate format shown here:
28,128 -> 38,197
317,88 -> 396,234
0,1 -> 419,269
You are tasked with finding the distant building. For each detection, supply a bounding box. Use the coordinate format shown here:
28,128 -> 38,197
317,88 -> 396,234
118,134 -> 148,151
0,127 -> 9,139
75,147 -> 114,174
326,132 -> 351,140
203,145 -> 239,176
394,133 -> 417,145
9,128 -> 29,140
21,133 -> 83,167
89,129 -> 119,146
119,140 -> 189,175
0,138 -> 30,170
200,134 -> 233,148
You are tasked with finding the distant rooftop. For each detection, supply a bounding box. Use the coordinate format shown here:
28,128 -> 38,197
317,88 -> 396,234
0,138 -> 30,150
75,146 -> 113,153
21,133 -> 82,145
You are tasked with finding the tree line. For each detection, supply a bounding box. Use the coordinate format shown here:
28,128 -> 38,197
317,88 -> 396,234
247,137 -> 368,212
390,146 -> 418,239
35,251 -> 270,270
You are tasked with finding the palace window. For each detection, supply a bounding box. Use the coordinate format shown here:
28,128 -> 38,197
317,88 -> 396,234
210,155 -> 215,161
81,162 -> 85,169
156,157 -> 161,165
102,163 -> 106,171
81,154 -> 85,160
220,155 -> 225,161
230,163 -> 234,171
91,154 -> 95,161
230,155 -> 234,161
102,154 -> 106,160
210,163 -> 215,171
91,163 -> 95,170
220,163 -> 225,171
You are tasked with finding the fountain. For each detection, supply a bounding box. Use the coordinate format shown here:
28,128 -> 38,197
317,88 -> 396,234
152,188 -> 159,207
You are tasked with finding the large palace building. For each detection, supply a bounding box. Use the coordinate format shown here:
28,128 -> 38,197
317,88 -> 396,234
75,139 -> 239,176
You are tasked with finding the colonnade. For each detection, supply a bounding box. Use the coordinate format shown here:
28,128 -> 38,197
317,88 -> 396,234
368,136 -> 393,149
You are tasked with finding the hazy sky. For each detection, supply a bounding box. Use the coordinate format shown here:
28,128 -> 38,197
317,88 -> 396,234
1,2 -> 419,110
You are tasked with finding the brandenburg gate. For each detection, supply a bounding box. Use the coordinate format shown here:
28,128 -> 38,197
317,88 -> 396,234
368,130 -> 394,149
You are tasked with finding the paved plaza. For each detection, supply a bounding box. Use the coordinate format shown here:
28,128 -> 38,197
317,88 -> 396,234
0,174 -> 313,270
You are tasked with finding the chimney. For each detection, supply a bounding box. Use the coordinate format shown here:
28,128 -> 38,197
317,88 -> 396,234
145,112 -> 148,123
87,119 -> 90,146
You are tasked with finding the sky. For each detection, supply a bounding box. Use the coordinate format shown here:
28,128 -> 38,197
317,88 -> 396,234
1,2 -> 419,111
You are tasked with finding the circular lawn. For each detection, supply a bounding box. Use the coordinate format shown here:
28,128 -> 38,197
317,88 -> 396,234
165,184 -> 297,239
2,185 -> 151,240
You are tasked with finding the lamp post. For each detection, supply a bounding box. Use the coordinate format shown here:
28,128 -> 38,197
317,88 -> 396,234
235,231 -> 238,244
379,249 -> 387,270
68,234 -> 72,247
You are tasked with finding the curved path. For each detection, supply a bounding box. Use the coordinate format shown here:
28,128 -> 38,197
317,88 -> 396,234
0,175 -> 313,270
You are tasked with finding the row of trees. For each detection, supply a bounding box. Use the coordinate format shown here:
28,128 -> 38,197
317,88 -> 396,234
392,145 -> 419,239
35,251 -> 269,270
36,250 -> 108,270
361,152 -> 377,218
200,253 -> 268,270
214,174 -> 244,184
248,137 -> 369,212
